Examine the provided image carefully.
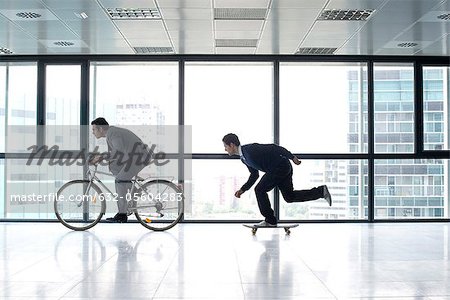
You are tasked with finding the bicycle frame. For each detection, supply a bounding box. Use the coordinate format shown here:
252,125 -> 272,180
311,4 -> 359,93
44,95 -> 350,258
80,165 -> 178,215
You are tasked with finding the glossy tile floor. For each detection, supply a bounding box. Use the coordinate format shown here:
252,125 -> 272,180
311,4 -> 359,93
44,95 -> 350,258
1,222 -> 450,299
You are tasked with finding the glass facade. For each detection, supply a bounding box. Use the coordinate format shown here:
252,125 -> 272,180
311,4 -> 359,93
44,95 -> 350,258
0,58 -> 449,221
374,159 -> 448,219
280,62 -> 368,154
423,67 -> 449,151
89,62 -> 178,126
185,62 -> 273,153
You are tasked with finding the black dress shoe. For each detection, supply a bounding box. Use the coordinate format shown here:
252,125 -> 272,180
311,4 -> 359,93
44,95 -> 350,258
322,185 -> 332,206
105,213 -> 128,223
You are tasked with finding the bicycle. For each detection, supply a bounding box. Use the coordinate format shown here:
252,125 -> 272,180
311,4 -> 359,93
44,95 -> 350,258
54,164 -> 184,232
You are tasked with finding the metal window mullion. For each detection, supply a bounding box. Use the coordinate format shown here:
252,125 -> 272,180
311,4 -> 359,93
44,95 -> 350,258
37,61 -> 46,147
274,60 -> 280,220
368,61 -> 375,222
414,61 -> 424,155
179,59 -> 185,222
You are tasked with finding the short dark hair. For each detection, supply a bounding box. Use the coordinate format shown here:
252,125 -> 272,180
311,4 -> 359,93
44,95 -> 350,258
222,133 -> 240,146
91,117 -> 109,130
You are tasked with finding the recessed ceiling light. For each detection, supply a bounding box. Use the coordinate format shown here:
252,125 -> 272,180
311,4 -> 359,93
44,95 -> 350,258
397,42 -> 418,48
133,47 -> 174,54
215,39 -> 258,47
0,47 -> 13,54
296,47 -> 337,55
437,13 -> 450,21
106,8 -> 161,19
74,12 -> 89,19
16,12 -> 42,19
214,8 -> 267,20
53,41 -> 75,47
317,9 -> 375,21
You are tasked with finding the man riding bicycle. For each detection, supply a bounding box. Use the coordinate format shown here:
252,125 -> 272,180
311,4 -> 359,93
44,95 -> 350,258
90,117 -> 151,223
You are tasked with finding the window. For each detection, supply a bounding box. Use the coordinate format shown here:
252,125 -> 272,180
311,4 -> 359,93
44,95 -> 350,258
423,66 -> 449,150
46,65 -> 81,149
280,160 -> 368,220
374,159 -> 448,219
374,64 -> 414,153
0,63 -> 37,153
280,62 -> 368,153
90,62 -> 178,126
184,160 -> 268,220
185,62 -> 273,219
185,62 -> 273,153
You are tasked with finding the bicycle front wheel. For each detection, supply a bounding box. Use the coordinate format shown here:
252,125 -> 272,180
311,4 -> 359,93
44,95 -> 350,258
54,180 -> 105,231
134,180 -> 184,231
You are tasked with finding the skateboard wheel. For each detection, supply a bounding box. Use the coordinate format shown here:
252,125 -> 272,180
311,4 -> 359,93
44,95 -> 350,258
252,228 -> 257,235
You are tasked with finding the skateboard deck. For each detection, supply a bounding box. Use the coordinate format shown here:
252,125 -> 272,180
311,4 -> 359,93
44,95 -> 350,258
243,224 -> 299,235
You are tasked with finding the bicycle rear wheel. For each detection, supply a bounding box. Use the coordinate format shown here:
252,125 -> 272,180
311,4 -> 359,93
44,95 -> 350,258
134,180 -> 184,231
54,180 -> 105,231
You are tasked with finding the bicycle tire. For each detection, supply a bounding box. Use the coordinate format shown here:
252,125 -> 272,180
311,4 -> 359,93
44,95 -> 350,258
54,180 -> 105,231
134,180 -> 184,231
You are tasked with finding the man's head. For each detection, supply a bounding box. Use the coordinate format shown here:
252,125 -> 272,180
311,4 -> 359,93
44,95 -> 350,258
91,117 -> 109,139
222,133 -> 240,156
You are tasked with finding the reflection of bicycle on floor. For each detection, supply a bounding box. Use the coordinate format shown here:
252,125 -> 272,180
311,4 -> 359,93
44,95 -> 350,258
54,164 -> 184,231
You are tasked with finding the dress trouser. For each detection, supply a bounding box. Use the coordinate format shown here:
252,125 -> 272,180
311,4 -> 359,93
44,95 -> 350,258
113,163 -> 146,214
254,159 -> 323,224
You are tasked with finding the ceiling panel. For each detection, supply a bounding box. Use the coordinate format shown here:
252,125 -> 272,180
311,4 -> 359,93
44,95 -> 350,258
113,20 -> 168,41
325,0 -> 387,10
216,47 -> 256,54
14,20 -> 77,38
96,0 -> 157,9
395,22 -> 450,42
0,0 -> 45,10
302,37 -> 347,48
126,37 -> 171,46
215,30 -> 260,39
308,21 -> 366,40
42,0 -> 103,10
415,35 -> 450,55
271,0 -> 327,9
165,19 -> 212,31
168,30 -> 212,41
214,0 -> 270,9
257,38 -> 300,54
155,0 -> 212,9
0,0 -> 448,56
215,20 -> 263,31
50,7 -> 109,22
159,8 -> 212,20
267,8 -> 321,21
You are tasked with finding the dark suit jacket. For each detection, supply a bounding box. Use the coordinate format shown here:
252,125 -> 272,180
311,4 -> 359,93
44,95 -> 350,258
240,143 -> 294,191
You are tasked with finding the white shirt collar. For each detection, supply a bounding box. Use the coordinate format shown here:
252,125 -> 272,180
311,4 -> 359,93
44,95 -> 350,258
238,145 -> 243,157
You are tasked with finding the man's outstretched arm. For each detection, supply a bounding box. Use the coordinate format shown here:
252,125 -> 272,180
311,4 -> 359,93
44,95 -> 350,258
235,166 -> 259,198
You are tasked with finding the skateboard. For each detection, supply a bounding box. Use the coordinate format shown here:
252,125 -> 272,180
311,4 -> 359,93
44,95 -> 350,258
243,224 -> 299,235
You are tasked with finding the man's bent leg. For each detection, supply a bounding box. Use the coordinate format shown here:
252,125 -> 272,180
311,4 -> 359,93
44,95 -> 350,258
254,174 -> 278,225
115,178 -> 133,214
278,173 -> 324,203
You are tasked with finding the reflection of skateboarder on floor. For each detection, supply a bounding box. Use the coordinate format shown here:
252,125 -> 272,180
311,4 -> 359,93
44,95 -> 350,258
223,133 -> 332,227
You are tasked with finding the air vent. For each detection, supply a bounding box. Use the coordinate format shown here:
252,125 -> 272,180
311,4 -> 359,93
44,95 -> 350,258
53,41 -> 75,47
437,13 -> 450,21
317,9 -> 375,21
397,42 -> 418,48
296,47 -> 337,55
0,47 -> 13,54
214,8 -> 267,20
16,12 -> 42,19
133,47 -> 174,54
107,8 -> 161,19
215,39 -> 258,47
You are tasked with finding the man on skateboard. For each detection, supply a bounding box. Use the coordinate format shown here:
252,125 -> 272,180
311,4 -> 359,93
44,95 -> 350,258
223,133 -> 332,227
